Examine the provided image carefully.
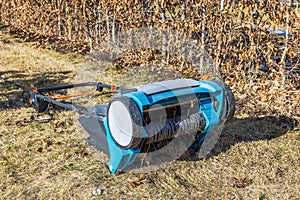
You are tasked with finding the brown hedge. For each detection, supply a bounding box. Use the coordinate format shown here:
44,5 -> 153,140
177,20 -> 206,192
0,0 -> 299,119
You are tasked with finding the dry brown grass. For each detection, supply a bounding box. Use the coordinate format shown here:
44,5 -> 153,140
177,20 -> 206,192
1,31 -> 300,200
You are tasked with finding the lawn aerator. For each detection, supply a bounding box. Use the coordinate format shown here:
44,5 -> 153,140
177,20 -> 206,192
29,78 -> 235,174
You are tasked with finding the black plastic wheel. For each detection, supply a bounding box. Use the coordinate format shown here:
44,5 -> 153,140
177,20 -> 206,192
213,79 -> 236,122
30,92 -> 49,113
107,96 -> 143,149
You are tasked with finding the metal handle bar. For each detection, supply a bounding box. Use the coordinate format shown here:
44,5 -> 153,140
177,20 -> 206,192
34,93 -> 105,120
35,82 -> 120,93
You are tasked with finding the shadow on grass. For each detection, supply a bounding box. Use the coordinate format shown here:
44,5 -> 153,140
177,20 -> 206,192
205,115 -> 299,158
0,70 -> 73,109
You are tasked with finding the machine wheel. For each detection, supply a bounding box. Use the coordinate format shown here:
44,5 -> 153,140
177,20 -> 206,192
213,79 -> 236,122
30,92 -> 49,113
107,96 -> 143,149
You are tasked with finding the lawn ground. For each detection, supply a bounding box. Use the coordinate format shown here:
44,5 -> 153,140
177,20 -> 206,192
0,31 -> 299,200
